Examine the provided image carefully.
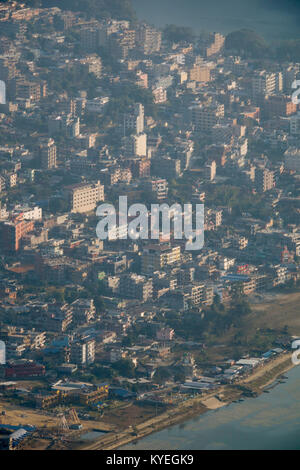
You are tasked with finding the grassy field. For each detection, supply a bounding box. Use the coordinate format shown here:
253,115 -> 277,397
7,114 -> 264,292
249,290 -> 300,334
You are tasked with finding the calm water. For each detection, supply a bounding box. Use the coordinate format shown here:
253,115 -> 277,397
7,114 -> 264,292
123,365 -> 300,450
133,0 -> 300,41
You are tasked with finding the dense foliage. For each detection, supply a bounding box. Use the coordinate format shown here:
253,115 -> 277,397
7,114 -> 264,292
225,29 -> 270,58
163,24 -> 195,43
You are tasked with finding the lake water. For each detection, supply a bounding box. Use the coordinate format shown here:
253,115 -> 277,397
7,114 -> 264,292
132,0 -> 300,41
123,365 -> 300,450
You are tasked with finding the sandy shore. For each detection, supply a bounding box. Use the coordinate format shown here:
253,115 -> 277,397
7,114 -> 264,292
81,352 -> 295,450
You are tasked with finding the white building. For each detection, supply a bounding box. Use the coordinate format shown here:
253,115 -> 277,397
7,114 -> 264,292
124,103 -> 144,135
126,133 -> 147,157
0,340 -> 6,365
14,206 -> 42,221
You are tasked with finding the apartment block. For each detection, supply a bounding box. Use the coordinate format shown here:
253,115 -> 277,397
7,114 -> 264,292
191,103 -> 224,132
136,24 -> 162,55
39,138 -> 57,169
67,181 -> 104,213
141,244 -> 181,275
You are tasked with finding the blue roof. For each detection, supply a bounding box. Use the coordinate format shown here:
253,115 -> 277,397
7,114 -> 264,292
262,351 -> 274,358
0,424 -> 35,432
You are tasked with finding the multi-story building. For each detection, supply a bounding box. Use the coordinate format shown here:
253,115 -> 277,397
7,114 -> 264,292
189,64 -> 211,83
183,283 -> 214,307
136,24 -> 162,55
0,215 -> 34,252
156,327 -> 175,341
74,55 -> 102,78
67,181 -> 104,213
252,71 -> 282,102
284,147 -> 300,172
152,86 -> 167,104
144,178 -> 168,201
152,157 -> 181,179
45,304 -> 73,332
70,338 -> 95,365
71,299 -> 96,324
255,167 -> 275,192
125,133 -> 147,157
108,29 -> 136,59
264,94 -> 297,118
205,160 -> 217,181
200,32 -> 225,57
129,157 -> 151,178
119,274 -> 153,302
191,103 -> 224,132
4,360 -> 45,379
39,138 -> 57,169
80,26 -> 99,52
136,71 -> 148,88
123,103 -> 144,136
16,79 -> 47,102
290,112 -> 300,135
141,244 -> 181,275
284,64 -> 299,92
0,54 -> 17,81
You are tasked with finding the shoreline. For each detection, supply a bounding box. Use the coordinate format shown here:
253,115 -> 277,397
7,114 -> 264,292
81,352 -> 295,450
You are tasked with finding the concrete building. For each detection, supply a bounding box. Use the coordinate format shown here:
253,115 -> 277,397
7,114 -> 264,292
290,111 -> 300,135
71,299 -> 96,324
255,168 -> 275,192
67,181 -> 104,213
152,86 -> 167,104
144,178 -> 168,201
191,103 -> 224,132
70,338 -> 95,365
136,24 -> 162,55
39,138 -> 57,169
0,216 -> 34,252
141,244 -> 181,275
123,103 -> 144,136
0,340 -> 5,365
76,55 -> 102,78
264,94 -> 297,118
126,133 -> 147,157
119,274 -> 153,302
284,148 -> 300,172
205,160 -> 217,181
252,71 -> 283,102
189,64 -> 211,83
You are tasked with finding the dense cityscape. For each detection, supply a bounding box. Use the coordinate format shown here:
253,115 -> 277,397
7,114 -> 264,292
0,0 -> 300,451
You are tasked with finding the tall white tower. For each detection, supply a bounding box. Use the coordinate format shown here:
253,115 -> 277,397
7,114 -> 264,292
0,340 -> 6,365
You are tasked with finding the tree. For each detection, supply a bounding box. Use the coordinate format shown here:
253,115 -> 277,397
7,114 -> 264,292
163,25 -> 195,44
49,197 -> 69,214
225,29 -> 270,58
122,335 -> 133,347
153,367 -> 172,384
112,358 -> 135,378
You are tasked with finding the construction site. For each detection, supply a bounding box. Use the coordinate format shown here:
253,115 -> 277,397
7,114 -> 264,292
0,379 -> 162,450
